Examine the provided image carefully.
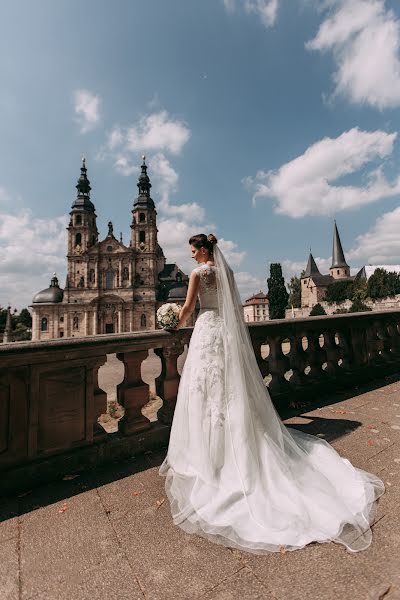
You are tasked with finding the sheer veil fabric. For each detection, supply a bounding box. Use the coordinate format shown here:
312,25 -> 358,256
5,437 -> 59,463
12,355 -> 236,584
158,244 -> 385,553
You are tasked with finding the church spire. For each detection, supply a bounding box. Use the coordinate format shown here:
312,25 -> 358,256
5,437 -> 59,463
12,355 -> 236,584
304,252 -> 320,278
330,220 -> 349,268
134,155 -> 155,209
72,155 -> 95,212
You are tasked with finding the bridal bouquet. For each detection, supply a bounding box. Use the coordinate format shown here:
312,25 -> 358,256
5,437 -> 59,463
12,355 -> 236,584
157,302 -> 181,330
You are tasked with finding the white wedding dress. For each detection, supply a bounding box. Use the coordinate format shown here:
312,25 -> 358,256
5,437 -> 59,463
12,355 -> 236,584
159,248 -> 385,554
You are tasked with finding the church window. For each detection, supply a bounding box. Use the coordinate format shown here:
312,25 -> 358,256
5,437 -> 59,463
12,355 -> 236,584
76,214 -> 82,225
139,212 -> 146,222
337,270 -> 339,275
141,314 -> 146,328
106,269 -> 114,289
139,230 -> 146,243
41,317 -> 48,331
75,233 -> 82,246
59,331 -> 64,338
60,316 -> 64,323
107,245 -> 113,252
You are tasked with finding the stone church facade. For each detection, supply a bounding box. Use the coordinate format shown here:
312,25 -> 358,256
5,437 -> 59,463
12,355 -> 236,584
301,221 -> 353,308
31,157 -> 193,340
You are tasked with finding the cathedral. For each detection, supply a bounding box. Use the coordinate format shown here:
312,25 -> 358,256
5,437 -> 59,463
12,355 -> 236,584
31,157 -> 192,340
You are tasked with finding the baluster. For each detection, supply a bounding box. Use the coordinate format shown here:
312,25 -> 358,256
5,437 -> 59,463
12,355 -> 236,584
90,356 -> 108,438
288,333 -> 308,389
267,336 -> 290,397
116,350 -> 152,435
306,331 -> 327,382
324,330 -> 342,377
155,340 -> 184,425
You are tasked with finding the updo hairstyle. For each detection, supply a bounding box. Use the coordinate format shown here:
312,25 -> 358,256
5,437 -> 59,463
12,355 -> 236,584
189,233 -> 218,256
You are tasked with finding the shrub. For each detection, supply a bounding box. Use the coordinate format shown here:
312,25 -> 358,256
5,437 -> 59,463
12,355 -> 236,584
309,303 -> 327,316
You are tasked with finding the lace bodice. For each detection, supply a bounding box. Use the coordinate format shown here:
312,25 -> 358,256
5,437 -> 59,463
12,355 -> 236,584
194,263 -> 218,309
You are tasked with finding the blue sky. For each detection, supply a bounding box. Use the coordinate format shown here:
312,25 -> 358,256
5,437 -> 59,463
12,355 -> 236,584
1,0 -> 400,308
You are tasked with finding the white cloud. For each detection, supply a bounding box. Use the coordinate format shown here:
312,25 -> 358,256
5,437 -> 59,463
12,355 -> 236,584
114,155 -> 137,177
307,0 -> 400,109
244,0 -> 279,28
149,153 -> 205,222
126,110 -> 190,155
349,207 -> 400,264
247,127 -> 400,217
0,210 -> 68,309
73,90 -> 101,133
235,271 -> 266,299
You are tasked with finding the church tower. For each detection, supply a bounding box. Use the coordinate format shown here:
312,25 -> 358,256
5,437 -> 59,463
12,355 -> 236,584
329,221 -> 350,280
130,156 -> 159,329
66,157 -> 99,290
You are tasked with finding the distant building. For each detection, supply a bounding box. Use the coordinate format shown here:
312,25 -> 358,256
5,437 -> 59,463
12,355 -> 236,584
301,221 -> 354,308
243,291 -> 269,322
30,157 -> 194,340
356,265 -> 400,280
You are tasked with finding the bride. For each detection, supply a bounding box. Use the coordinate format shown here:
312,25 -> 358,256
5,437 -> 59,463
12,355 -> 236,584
158,233 -> 385,554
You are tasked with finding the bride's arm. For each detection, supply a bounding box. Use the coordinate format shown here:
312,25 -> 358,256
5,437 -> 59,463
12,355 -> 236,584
175,270 -> 200,329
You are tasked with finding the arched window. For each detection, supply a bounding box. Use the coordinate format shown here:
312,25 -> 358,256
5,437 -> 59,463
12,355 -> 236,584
76,214 -> 82,225
41,317 -> 48,331
139,230 -> 146,243
141,314 -> 146,328
106,269 -> 114,289
139,212 -> 146,222
75,233 -> 82,246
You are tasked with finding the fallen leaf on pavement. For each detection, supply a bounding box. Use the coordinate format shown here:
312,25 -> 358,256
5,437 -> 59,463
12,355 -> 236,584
58,502 -> 68,514
156,498 -> 165,508
279,545 -> 287,554
367,439 -> 375,446
132,491 -> 143,496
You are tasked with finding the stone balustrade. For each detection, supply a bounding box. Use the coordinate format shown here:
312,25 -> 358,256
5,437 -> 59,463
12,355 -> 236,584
1,309 -> 400,495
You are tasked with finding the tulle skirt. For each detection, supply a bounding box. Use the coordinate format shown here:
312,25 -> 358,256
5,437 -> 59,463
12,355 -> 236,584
159,309 -> 385,554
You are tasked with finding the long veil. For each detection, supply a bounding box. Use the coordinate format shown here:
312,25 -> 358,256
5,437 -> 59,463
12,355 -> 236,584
160,244 -> 385,554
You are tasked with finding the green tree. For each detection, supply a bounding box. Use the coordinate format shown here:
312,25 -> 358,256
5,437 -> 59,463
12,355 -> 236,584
17,308 -> 32,329
309,303 -> 327,316
367,268 -> 400,299
288,271 -> 304,309
267,263 -> 289,320
348,299 -> 372,313
351,277 -> 368,303
324,280 -> 353,303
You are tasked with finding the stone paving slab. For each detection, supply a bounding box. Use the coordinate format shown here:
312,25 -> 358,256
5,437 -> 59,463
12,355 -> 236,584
1,378 -> 400,600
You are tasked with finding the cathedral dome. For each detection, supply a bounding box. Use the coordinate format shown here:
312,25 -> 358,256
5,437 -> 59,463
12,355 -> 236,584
32,274 -> 64,304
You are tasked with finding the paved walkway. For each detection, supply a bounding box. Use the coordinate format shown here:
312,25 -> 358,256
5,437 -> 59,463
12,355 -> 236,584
1,377 -> 400,600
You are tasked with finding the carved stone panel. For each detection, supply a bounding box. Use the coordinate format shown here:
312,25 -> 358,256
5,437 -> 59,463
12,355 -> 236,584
38,367 -> 86,453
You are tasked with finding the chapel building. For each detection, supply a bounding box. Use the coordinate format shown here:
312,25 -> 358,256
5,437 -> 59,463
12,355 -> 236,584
301,221 -> 353,308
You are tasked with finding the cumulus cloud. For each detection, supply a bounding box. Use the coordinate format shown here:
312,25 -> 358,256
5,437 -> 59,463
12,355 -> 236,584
149,153 -> 205,222
0,209 -> 68,309
73,90 -> 101,133
349,207 -> 400,264
307,0 -> 400,109
247,127 -> 400,217
125,111 -> 190,155
244,0 -> 279,28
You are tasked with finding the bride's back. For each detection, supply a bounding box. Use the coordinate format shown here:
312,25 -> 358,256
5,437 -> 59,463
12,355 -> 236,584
194,263 -> 218,310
